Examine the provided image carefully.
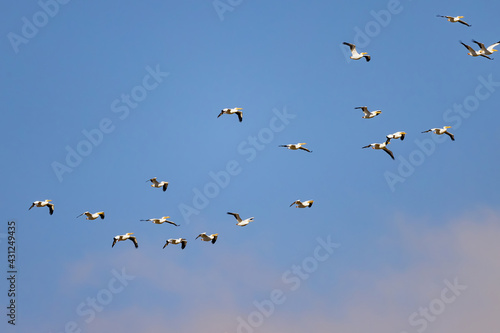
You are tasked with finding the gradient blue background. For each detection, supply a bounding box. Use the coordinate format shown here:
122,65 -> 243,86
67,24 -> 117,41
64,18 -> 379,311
1,1 -> 499,332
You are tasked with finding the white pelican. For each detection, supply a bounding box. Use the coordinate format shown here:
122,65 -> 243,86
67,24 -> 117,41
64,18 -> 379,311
343,42 -> 371,62
472,40 -> 500,56
290,200 -> 314,208
196,233 -> 218,244
28,200 -> 54,215
436,15 -> 471,27
460,41 -> 493,60
386,131 -> 406,142
422,126 -> 455,141
278,143 -> 312,153
355,106 -> 382,119
140,216 -> 179,227
146,177 -> 169,191
362,141 -> 394,160
227,212 -> 254,226
163,238 -> 187,249
112,233 -> 138,248
77,211 -> 105,220
217,107 -> 243,122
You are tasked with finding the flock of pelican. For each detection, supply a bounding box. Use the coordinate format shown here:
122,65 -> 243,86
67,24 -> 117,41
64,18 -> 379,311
28,13 -> 488,251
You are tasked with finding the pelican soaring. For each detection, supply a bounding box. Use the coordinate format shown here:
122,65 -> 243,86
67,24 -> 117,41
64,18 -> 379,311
386,131 -> 406,142
112,233 -> 138,248
436,15 -> 471,27
472,40 -> 500,56
362,141 -> 394,160
77,211 -> 105,220
140,216 -> 179,227
196,233 -> 218,244
278,143 -> 312,152
422,126 -> 455,141
290,200 -> 314,208
227,212 -> 254,226
28,200 -> 54,215
460,41 -> 493,60
218,107 -> 243,122
163,238 -> 187,249
355,106 -> 382,119
147,177 -> 169,191
343,42 -> 371,62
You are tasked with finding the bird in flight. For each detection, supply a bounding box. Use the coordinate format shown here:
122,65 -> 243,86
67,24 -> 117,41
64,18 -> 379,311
386,131 -> 406,142
422,126 -> 455,141
279,143 -> 312,153
460,41 -> 493,60
362,141 -> 395,160
355,106 -> 382,119
227,212 -> 254,226
77,211 -> 105,220
29,199 -> 54,215
436,15 -> 471,27
146,177 -> 169,191
196,233 -> 218,244
112,233 -> 138,248
140,216 -> 179,227
218,107 -> 243,122
343,42 -> 371,62
163,238 -> 187,249
290,200 -> 314,208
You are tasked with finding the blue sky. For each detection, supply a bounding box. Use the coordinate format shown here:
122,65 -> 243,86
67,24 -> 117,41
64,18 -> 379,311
1,1 -> 499,332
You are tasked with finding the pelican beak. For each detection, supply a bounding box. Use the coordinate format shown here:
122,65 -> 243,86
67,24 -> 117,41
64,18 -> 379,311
236,108 -> 243,110
459,16 -> 464,18
445,126 -> 451,129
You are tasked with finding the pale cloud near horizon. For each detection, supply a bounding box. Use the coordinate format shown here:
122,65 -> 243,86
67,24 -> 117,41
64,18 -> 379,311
45,208 -> 500,333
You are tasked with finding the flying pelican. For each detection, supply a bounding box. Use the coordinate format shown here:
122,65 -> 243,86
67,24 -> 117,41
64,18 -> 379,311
472,40 -> 500,56
217,107 -> 243,122
140,216 -> 179,227
355,106 -> 382,119
290,200 -> 314,208
362,141 -> 394,160
196,233 -> 218,244
343,42 -> 371,62
163,238 -> 187,249
422,126 -> 455,141
112,233 -> 138,248
460,41 -> 493,60
386,131 -> 406,142
146,177 -> 169,191
227,212 -> 254,226
77,211 -> 105,220
436,15 -> 471,27
278,143 -> 312,153
28,200 -> 54,215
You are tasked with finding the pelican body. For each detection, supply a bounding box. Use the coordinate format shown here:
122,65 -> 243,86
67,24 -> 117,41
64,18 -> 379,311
147,177 -> 169,191
218,107 -> 243,122
386,131 -> 406,142
227,212 -> 254,226
140,216 -> 179,227
163,238 -> 187,249
362,141 -> 394,160
112,233 -> 138,248
196,233 -> 218,244
436,15 -> 471,27
28,200 -> 54,215
355,106 -> 382,119
343,42 -> 371,62
278,143 -> 312,152
422,126 -> 455,141
290,200 -> 314,208
472,40 -> 499,56
77,211 -> 105,220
